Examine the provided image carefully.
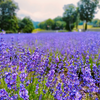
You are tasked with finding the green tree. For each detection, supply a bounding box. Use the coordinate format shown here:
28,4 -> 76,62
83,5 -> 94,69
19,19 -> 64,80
96,20 -> 100,27
60,21 -> 66,29
22,17 -> 34,33
54,16 -> 63,22
52,16 -> 66,30
38,21 -> 46,29
45,18 -> 54,30
17,18 -> 25,32
38,17 -> 66,30
56,21 -> 62,28
63,4 -> 78,31
78,0 -> 100,30
0,0 -> 19,32
54,21 -> 66,30
92,19 -> 100,27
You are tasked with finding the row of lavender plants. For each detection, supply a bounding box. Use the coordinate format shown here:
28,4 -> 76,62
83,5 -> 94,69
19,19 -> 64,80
0,32 -> 100,100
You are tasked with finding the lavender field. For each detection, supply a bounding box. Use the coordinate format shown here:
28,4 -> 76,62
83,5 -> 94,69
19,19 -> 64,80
0,32 -> 100,100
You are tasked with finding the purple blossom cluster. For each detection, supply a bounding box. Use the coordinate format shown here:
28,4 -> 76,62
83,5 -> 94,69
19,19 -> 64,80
0,32 -> 100,99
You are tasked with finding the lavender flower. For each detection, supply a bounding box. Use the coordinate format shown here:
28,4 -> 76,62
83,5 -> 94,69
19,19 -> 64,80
19,84 -> 29,100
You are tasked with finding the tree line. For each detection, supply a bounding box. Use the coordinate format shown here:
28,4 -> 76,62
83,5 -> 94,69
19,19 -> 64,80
38,17 -> 66,30
0,0 -> 34,33
0,0 -> 100,33
39,0 -> 100,31
92,19 -> 100,27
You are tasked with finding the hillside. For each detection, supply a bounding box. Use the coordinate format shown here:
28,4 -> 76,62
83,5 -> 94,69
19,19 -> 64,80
33,21 -> 40,29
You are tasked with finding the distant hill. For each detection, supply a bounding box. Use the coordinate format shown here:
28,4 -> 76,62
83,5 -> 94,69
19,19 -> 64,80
79,21 -> 93,25
33,21 -> 40,29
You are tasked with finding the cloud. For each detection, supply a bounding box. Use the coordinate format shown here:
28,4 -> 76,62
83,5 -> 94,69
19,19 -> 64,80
95,7 -> 100,19
14,0 -> 100,21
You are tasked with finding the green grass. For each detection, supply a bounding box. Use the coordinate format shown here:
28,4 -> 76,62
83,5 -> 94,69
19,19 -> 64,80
73,25 -> 100,31
78,25 -> 93,29
32,26 -> 100,33
32,28 -> 45,33
58,30 -> 68,32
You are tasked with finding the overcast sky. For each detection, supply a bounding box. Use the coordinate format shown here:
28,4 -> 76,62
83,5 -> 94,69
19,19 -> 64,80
14,0 -> 100,22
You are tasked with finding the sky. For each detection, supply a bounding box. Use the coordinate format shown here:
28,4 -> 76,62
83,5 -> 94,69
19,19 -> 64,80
14,0 -> 100,22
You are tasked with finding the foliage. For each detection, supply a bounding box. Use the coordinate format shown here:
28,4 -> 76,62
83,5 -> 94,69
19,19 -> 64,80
92,19 -> 100,27
38,19 -> 55,30
38,21 -> 47,29
54,21 -> 66,30
32,28 -> 45,33
52,16 -> 66,30
0,0 -> 19,32
6,30 -> 15,34
38,17 -> 66,30
45,19 -> 54,30
17,18 -> 25,32
78,0 -> 100,30
53,16 -> 63,22
38,19 -> 54,30
21,17 -> 34,33
63,4 -> 78,31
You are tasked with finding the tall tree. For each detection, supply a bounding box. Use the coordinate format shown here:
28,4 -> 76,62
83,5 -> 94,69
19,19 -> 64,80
63,4 -> 78,31
78,0 -> 100,30
0,0 -> 19,32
